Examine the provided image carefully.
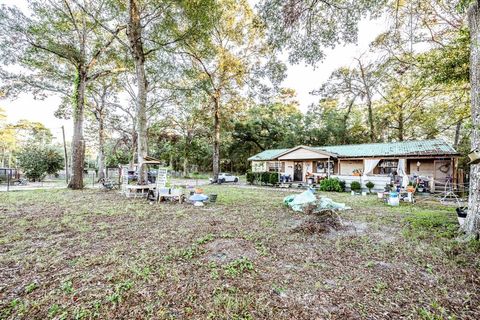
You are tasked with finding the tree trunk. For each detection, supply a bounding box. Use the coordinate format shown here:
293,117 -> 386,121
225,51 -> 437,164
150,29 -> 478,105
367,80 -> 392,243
97,112 -> 106,181
212,97 -> 221,182
398,108 -> 404,141
183,156 -> 188,177
130,125 -> 137,169
68,68 -> 87,189
342,98 -> 355,144
358,60 -> 376,142
135,65 -> 148,184
183,133 -> 190,177
454,120 -> 462,149
464,1 -> 480,238
128,0 -> 148,185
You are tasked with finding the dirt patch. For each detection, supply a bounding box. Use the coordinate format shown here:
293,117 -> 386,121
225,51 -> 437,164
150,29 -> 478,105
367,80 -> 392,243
202,238 -> 257,264
292,209 -> 344,234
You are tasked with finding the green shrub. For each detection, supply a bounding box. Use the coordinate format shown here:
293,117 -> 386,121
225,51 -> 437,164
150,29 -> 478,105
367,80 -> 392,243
246,172 -> 255,184
339,180 -> 346,192
261,172 -> 270,185
350,181 -> 361,192
269,172 -> 279,185
319,178 -> 343,192
254,172 -> 262,184
16,143 -> 64,182
366,181 -> 375,193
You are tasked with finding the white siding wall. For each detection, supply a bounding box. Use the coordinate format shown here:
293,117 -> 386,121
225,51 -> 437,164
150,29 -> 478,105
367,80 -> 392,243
284,161 -> 294,177
303,161 -> 313,180
278,148 -> 329,160
340,160 -> 364,175
408,160 -> 435,177
251,161 -> 267,172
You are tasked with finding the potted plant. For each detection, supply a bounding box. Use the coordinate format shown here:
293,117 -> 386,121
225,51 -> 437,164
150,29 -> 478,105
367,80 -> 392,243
406,181 -> 415,193
350,181 -> 361,195
456,207 -> 467,226
366,181 -> 375,194
417,183 -> 425,193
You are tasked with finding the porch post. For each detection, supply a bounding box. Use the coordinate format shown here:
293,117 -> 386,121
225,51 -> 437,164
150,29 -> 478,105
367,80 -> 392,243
277,160 -> 280,183
328,156 -> 330,178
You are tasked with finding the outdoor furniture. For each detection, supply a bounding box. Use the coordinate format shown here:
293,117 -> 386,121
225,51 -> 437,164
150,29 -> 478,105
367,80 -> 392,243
100,178 -> 118,190
159,188 -> 185,203
125,184 -> 150,198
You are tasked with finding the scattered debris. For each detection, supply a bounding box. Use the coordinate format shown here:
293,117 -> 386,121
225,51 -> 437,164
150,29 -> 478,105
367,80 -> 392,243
285,190 -> 349,234
292,209 -> 344,234
283,190 -> 350,213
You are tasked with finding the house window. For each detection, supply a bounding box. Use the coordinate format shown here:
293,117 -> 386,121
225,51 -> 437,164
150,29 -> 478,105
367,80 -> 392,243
267,162 -> 285,173
314,160 -> 334,174
378,160 -> 398,175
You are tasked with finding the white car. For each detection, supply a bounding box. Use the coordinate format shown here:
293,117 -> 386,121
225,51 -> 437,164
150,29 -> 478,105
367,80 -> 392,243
210,173 -> 239,183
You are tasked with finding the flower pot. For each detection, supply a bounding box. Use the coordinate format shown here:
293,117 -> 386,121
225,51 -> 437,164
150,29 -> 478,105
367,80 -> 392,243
456,207 -> 467,227
209,194 -> 218,203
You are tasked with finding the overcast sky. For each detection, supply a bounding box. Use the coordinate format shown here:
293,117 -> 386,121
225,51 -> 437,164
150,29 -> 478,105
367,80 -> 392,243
0,1 -> 388,142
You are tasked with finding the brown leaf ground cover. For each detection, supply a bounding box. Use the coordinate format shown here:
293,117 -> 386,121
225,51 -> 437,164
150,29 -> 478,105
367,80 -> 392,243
0,186 -> 479,319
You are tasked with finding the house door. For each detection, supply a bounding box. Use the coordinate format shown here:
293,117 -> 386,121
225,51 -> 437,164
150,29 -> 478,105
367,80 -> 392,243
294,162 -> 303,181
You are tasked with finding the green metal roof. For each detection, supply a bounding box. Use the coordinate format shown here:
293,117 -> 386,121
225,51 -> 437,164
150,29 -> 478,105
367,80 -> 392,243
247,148 -> 289,161
248,139 -> 458,161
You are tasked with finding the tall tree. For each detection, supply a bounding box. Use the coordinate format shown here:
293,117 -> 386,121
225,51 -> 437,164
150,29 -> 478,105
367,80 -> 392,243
258,0 -> 386,65
177,0 -> 270,181
314,59 -> 381,142
0,107 -> 16,167
85,79 -> 120,181
100,0 -> 214,184
464,0 -> 480,238
0,1 -> 124,189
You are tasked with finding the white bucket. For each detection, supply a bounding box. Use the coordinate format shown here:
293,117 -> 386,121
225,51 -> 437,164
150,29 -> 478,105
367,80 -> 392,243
388,197 -> 399,206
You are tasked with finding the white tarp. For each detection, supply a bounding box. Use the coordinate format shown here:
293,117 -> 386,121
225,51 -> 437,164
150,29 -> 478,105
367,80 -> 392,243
397,159 -> 409,187
363,159 -> 381,176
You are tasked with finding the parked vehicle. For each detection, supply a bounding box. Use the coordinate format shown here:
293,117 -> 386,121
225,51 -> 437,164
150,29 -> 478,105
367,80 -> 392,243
210,173 -> 239,184
12,178 -> 28,186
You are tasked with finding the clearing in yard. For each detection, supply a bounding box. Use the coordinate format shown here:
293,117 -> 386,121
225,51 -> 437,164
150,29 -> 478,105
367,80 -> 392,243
0,186 -> 479,319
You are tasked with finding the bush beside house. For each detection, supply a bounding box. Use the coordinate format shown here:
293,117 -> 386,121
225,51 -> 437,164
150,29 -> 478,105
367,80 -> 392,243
319,178 -> 344,192
246,171 -> 280,186
350,181 -> 362,193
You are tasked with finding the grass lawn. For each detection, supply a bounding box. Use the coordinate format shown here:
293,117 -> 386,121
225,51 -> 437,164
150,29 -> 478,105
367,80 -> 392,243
1,186 -> 479,319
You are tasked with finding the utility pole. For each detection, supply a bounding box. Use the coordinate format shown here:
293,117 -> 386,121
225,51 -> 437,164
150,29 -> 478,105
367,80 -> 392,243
61,126 -> 69,184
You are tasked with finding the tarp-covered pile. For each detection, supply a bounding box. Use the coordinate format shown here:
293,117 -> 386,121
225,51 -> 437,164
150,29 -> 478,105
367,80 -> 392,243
283,189 -> 350,213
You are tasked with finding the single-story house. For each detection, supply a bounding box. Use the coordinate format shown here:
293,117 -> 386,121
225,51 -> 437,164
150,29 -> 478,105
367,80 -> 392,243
247,139 -> 460,192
